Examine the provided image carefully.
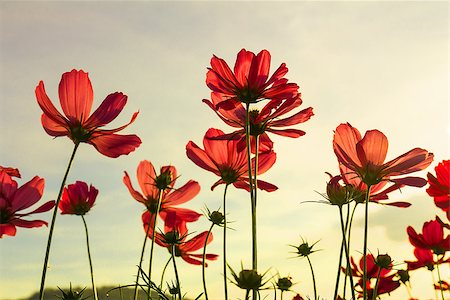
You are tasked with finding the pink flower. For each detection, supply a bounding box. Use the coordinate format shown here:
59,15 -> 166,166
427,160 -> 450,220
186,128 -> 277,191
203,92 -> 313,152
142,210 -> 218,266
333,123 -> 433,186
59,181 -> 98,215
407,217 -> 450,255
36,69 -> 141,158
123,161 -> 201,221
206,49 -> 299,110
0,171 -> 54,238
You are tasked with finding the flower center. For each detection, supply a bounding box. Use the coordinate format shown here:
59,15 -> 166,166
0,208 -> 11,224
72,202 -> 91,215
220,167 -> 239,184
70,125 -> 92,143
237,86 -> 260,104
248,109 -> 266,136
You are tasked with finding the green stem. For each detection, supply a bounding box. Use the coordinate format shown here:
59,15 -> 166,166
223,184 -> 229,300
147,190 -> 165,299
306,255 -> 317,300
159,256 -> 172,289
39,142 -> 80,300
339,207 -> 356,300
134,211 -> 152,300
372,267 -> 382,300
171,245 -> 182,300
435,254 -> 445,300
202,223 -> 215,300
245,290 -> 250,300
244,103 -> 257,300
81,215 -> 98,300
280,290 -> 283,300
343,202 -> 358,298
362,185 -> 372,300
334,203 -> 350,300
432,270 -> 439,300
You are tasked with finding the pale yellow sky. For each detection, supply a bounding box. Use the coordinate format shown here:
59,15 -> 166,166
0,1 -> 448,299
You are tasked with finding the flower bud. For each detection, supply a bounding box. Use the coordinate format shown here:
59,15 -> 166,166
277,276 -> 293,291
396,269 -> 410,284
374,253 -> 393,270
210,210 -> 225,225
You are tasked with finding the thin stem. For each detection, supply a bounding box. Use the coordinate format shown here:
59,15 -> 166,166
431,270 -> 439,300
39,142 -> 80,300
171,245 -> 182,300
343,202 -> 358,299
306,255 -> 317,300
223,184 -> 230,300
404,282 -> 413,300
202,223 -> 215,300
245,290 -> 250,300
134,212 -> 152,300
81,215 -> 98,300
159,256 -> 172,289
147,190 -> 165,299
339,207 -> 356,300
280,290 -> 283,300
333,238 -> 345,300
362,185 -> 372,300
372,267 -> 382,300
245,103 -> 257,300
435,254 -> 445,300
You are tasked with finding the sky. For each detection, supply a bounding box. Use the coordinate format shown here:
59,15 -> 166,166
0,1 -> 448,299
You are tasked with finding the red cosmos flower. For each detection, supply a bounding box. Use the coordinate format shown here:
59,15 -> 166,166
338,165 -> 416,208
123,160 -> 201,221
59,181 -> 98,215
406,247 -> 450,271
203,92 -> 314,152
0,166 -> 20,178
333,123 -> 434,187
206,49 -> 299,110
186,128 -> 277,191
427,160 -> 450,220
407,217 -> 450,255
345,254 -> 400,298
142,210 -> 218,266
35,69 -> 141,158
0,171 -> 55,238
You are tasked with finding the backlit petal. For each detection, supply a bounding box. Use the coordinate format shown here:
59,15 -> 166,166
84,92 -> 127,128
89,133 -> 141,158
58,69 -> 93,122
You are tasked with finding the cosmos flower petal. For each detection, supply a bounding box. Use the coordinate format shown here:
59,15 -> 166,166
58,69 -> 93,122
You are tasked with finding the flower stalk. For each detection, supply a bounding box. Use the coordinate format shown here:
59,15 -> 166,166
39,142 -> 80,300
81,215 -> 98,300
202,223 -> 215,300
362,185 -> 372,300
147,190 -> 165,299
338,207 -> 356,300
171,244 -> 182,300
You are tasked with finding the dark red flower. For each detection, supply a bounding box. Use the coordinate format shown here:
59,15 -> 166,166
434,280 -> 449,291
406,247 -> 450,271
36,69 -> 141,158
0,171 -> 55,238
0,166 -> 20,178
59,181 -> 98,215
203,92 -> 313,152
186,128 -> 277,191
344,254 -> 400,298
427,160 -> 450,220
123,160 -> 201,222
206,49 -> 299,110
407,217 -> 450,255
333,123 -> 433,186
142,210 -> 218,266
